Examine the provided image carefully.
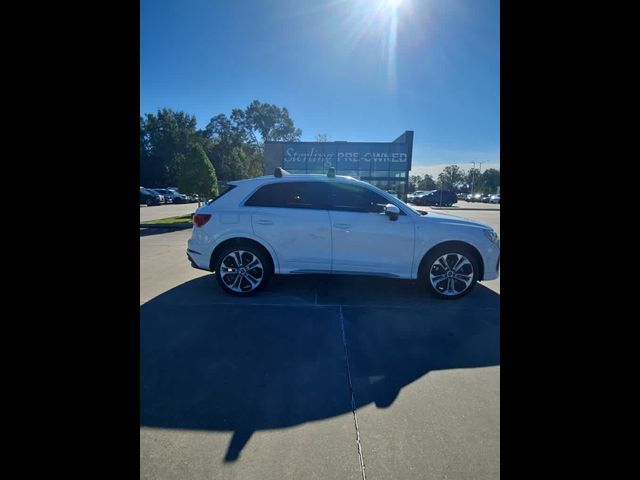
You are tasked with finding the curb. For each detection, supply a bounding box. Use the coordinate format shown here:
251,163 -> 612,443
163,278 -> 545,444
140,223 -> 193,229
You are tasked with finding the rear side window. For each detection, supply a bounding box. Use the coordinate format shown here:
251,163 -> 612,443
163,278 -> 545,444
327,183 -> 388,213
245,183 -> 287,207
244,182 -> 329,209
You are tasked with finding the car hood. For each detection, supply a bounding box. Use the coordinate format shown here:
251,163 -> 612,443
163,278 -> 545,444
417,211 -> 491,230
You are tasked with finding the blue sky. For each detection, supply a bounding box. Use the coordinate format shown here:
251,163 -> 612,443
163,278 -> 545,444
141,0 -> 500,175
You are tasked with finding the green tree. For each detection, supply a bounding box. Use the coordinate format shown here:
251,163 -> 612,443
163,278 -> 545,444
315,133 -> 331,142
417,174 -> 437,191
142,101 -> 302,185
438,165 -> 466,191
178,143 -> 218,206
409,175 -> 422,192
202,113 -> 250,181
143,109 -> 199,187
140,116 -> 152,186
201,100 -> 302,180
244,145 -> 265,178
243,100 -> 302,148
466,168 -> 481,193
479,168 -> 500,194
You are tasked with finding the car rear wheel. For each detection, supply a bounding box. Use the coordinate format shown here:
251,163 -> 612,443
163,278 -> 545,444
214,244 -> 271,296
422,246 -> 479,299
146,199 -> 153,206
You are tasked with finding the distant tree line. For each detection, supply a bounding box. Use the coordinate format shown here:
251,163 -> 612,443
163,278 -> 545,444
140,102 -> 499,199
409,165 -> 500,195
140,100 -> 302,199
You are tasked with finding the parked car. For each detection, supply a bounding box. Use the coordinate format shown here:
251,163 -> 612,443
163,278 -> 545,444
413,190 -> 458,207
140,187 -> 162,206
406,190 -> 433,203
145,188 -> 167,204
468,193 -> 483,202
187,170 -> 500,299
481,194 -> 492,203
489,194 -> 500,204
154,188 -> 188,204
167,188 -> 190,203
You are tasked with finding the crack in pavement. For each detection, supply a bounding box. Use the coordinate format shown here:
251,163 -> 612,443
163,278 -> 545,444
339,305 -> 367,480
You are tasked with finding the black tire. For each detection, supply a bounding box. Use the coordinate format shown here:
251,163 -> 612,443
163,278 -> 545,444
421,245 -> 479,299
214,242 -> 272,296
146,199 -> 153,206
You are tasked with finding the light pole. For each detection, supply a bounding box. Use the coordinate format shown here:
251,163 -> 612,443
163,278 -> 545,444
471,162 -> 476,195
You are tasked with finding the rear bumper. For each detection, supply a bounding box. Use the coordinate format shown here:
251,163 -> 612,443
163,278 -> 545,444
187,232 -> 215,270
187,250 -> 211,271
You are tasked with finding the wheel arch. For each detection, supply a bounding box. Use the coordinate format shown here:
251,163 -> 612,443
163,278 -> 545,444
210,237 -> 277,274
418,240 -> 485,280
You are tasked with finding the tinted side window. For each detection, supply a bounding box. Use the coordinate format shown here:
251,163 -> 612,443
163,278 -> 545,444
245,183 -> 288,207
283,182 -> 329,209
245,182 -> 329,209
327,183 -> 388,213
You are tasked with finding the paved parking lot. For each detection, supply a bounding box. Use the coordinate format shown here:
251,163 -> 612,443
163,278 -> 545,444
140,202 -> 200,223
140,199 -> 498,224
140,210 -> 500,479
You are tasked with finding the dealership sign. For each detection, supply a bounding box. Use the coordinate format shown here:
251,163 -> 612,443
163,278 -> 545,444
283,143 -> 410,170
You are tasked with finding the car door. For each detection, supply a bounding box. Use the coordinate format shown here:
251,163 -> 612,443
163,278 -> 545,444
246,181 -> 332,273
327,182 -> 415,277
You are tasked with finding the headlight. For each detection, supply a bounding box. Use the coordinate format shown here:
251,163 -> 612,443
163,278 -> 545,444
484,229 -> 500,246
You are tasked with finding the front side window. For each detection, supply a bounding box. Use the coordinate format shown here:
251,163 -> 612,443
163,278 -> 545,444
327,183 -> 388,213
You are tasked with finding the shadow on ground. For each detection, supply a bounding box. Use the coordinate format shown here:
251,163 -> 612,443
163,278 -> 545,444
140,275 -> 499,462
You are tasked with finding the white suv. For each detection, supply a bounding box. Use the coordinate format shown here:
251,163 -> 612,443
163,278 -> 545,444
187,169 -> 500,299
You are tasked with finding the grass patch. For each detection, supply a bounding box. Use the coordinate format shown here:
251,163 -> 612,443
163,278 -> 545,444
141,214 -> 193,225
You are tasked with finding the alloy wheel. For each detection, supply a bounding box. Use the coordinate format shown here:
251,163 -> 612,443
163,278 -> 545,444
219,250 -> 265,293
429,253 -> 474,297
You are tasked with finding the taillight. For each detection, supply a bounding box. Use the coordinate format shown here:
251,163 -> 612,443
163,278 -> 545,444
193,213 -> 212,227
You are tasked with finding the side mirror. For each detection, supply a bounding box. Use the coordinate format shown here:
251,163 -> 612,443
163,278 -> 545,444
384,204 -> 400,221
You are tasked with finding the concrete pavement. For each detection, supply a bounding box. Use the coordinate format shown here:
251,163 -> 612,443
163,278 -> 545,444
140,210 -> 500,479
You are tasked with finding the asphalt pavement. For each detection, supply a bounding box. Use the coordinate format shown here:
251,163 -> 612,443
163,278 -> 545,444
140,210 -> 500,479
140,202 -> 200,223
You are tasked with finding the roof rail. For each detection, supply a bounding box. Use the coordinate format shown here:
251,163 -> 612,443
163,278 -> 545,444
327,167 -> 336,178
274,167 -> 289,178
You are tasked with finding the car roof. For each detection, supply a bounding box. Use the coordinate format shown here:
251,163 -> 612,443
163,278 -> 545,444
228,173 -> 361,186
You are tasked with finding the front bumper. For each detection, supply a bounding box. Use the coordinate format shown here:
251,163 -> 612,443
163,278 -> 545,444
481,246 -> 500,281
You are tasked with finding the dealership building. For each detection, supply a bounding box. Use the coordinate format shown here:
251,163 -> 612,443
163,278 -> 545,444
263,131 -> 414,199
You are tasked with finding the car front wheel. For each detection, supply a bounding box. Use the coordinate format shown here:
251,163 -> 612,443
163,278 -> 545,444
214,244 -> 271,296
422,246 -> 479,299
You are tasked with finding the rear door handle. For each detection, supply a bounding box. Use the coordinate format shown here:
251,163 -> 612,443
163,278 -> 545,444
255,220 -> 273,225
334,224 -> 352,230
